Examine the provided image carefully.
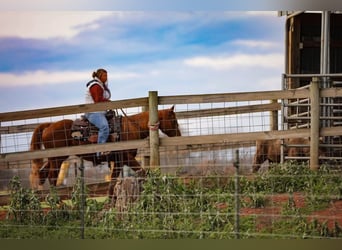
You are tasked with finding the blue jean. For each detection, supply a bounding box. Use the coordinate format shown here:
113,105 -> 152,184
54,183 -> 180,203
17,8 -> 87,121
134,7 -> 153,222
85,112 -> 109,144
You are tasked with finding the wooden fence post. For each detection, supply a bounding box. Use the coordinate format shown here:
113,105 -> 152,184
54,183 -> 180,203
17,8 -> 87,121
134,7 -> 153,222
310,77 -> 320,171
141,105 -> 150,166
270,99 -> 278,131
149,91 -> 160,168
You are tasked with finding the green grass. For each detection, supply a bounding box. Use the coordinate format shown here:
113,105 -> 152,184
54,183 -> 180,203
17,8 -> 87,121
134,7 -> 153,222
1,165 -> 342,239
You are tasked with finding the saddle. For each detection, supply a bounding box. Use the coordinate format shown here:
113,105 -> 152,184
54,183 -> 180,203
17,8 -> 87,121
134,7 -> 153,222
71,110 -> 122,143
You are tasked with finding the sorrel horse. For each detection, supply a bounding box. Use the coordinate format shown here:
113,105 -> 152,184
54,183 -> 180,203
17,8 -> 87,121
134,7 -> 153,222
29,106 -> 181,194
252,137 -> 325,172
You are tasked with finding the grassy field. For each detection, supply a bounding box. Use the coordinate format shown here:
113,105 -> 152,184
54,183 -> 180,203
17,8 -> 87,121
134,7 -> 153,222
0,163 -> 341,239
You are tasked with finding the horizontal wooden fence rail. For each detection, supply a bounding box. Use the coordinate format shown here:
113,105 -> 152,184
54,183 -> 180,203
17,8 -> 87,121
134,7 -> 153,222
3,87 -> 342,135
2,87 -> 342,168
0,97 -> 148,122
158,89 -> 311,104
0,123 -> 40,134
0,103 -> 281,135
0,89 -> 304,122
175,102 -> 280,119
2,126 -> 342,165
321,88 -> 342,98
2,87 -> 341,123
0,139 -> 148,164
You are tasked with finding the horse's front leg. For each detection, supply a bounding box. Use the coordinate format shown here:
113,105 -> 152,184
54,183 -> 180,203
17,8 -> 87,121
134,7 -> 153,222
47,157 -> 66,187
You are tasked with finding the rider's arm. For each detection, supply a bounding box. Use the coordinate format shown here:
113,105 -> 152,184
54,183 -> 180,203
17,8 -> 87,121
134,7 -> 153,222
89,85 -> 109,102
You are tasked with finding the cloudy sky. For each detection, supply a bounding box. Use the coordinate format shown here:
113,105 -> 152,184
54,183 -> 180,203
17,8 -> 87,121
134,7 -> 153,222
0,11 -> 286,112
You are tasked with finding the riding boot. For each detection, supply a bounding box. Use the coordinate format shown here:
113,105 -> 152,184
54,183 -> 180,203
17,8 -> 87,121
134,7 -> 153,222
95,153 -> 109,166
95,154 -> 103,165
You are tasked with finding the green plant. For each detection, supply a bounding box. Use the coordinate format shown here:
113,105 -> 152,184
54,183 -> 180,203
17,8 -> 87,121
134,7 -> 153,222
304,166 -> 342,210
258,162 -> 312,193
7,176 -> 43,224
2,163 -> 342,239
44,186 -> 70,225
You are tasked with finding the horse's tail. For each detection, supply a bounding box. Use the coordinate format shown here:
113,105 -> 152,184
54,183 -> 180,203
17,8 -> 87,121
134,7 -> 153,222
30,122 -> 52,165
30,122 -> 52,189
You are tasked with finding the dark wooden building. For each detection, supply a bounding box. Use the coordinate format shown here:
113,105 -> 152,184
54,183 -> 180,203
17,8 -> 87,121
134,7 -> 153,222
282,11 -> 342,161
285,11 -> 342,88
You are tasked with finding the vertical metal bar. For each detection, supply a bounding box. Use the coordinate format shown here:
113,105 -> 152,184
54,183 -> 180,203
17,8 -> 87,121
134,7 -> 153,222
281,74 -> 286,164
320,11 -> 331,128
234,149 -> 240,239
320,11 -> 330,75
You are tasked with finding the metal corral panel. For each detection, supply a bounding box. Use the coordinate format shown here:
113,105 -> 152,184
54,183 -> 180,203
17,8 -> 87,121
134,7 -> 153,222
286,12 -> 342,88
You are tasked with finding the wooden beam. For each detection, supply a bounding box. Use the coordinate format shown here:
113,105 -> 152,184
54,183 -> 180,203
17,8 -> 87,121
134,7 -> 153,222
176,102 -> 280,119
321,87 -> 342,98
141,141 -> 255,155
2,126 -> 342,165
149,91 -> 160,168
0,102 -> 282,135
159,89 -> 310,104
160,126 -> 342,147
310,78 -> 320,170
270,100 -> 279,130
159,129 -> 310,147
0,123 -> 39,134
0,139 -> 148,164
1,88 -> 342,124
0,98 -> 148,122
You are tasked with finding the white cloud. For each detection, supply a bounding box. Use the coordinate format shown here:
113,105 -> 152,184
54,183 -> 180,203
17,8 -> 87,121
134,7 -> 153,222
0,11 -> 113,39
0,57 -> 284,112
0,11 -> 284,40
231,39 -> 279,49
257,76 -> 283,89
0,70 -> 87,86
183,53 -> 283,70
246,11 -> 278,17
0,69 -> 140,87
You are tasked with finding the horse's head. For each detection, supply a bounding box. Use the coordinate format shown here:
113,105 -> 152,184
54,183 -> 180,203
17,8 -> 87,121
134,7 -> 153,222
158,105 -> 181,137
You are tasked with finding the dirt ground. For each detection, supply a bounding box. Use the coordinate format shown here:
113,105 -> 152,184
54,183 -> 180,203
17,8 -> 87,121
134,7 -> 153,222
239,192 -> 342,231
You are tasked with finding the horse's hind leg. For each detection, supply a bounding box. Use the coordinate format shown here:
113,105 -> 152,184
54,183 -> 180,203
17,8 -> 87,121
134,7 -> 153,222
252,140 -> 269,173
30,161 -> 49,190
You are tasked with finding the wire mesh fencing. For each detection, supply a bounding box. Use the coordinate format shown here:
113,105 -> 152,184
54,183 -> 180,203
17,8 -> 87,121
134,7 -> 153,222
1,91 -> 342,239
